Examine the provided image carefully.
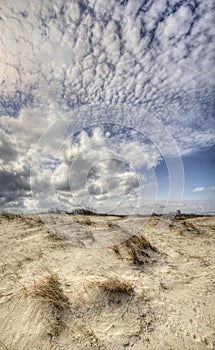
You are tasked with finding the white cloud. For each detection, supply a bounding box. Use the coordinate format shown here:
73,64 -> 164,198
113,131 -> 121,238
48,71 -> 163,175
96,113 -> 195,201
0,0 -> 214,212
192,187 -> 205,193
47,126 -> 158,213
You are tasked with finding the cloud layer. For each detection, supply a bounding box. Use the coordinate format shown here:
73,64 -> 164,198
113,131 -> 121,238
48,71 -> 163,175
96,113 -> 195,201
0,0 -> 214,212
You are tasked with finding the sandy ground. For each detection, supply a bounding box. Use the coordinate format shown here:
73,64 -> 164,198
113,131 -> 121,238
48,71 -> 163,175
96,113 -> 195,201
0,213 -> 214,350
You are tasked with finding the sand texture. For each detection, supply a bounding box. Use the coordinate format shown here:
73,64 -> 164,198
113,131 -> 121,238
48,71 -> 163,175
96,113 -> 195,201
0,213 -> 214,350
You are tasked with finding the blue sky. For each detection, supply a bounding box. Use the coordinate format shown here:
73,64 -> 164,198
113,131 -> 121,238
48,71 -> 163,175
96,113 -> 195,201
182,146 -> 215,200
155,146 -> 215,200
0,0 -> 214,214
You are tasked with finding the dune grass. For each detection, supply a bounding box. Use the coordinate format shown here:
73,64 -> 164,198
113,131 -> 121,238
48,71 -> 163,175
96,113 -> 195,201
87,275 -> 133,296
24,272 -> 70,338
112,234 -> 157,265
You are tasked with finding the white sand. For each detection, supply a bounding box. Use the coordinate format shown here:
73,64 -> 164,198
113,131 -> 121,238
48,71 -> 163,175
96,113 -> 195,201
0,213 -> 214,350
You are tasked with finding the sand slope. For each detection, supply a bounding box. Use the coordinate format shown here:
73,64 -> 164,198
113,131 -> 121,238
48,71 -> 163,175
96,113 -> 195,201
0,213 -> 214,350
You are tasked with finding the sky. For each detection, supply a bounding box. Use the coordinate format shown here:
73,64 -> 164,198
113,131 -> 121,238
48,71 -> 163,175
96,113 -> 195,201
0,0 -> 214,215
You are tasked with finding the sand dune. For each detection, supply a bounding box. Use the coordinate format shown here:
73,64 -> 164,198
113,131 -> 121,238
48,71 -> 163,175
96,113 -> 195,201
0,213 -> 214,350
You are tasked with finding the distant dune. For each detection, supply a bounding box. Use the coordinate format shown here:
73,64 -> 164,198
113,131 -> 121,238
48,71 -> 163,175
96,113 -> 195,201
0,213 -> 214,350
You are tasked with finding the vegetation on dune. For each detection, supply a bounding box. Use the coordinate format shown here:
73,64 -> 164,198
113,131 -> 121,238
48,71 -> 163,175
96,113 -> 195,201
85,275 -> 136,316
112,234 -> 158,265
87,275 -> 133,295
23,272 -> 70,338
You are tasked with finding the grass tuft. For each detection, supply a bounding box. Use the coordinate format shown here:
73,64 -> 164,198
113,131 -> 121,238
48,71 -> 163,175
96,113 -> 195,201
1,212 -> 17,220
24,272 -> 70,338
112,234 -> 157,265
75,217 -> 93,226
88,275 -> 133,295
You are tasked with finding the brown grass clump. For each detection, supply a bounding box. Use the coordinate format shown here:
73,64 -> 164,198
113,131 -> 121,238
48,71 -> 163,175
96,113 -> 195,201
80,217 -> 92,226
24,272 -> 70,338
107,221 -> 119,228
1,212 -> 18,221
75,217 -> 93,226
23,215 -> 44,228
88,275 -> 133,296
112,234 -> 157,265
87,275 -> 134,308
0,213 -> 44,231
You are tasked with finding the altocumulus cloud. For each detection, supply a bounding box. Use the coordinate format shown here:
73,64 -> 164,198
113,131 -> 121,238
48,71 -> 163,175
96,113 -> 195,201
0,0 -> 214,212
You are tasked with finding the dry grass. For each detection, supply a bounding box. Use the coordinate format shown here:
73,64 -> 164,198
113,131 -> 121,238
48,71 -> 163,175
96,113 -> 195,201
182,220 -> 201,235
46,229 -> 64,242
75,217 -> 93,226
1,212 -> 18,221
81,326 -> 102,347
74,216 -> 121,229
80,217 -> 92,226
112,234 -> 157,265
45,229 -> 70,248
88,275 -> 133,295
23,272 -> 70,338
23,215 -> 44,228
0,340 -> 12,350
107,221 -> 119,228
86,275 -> 134,308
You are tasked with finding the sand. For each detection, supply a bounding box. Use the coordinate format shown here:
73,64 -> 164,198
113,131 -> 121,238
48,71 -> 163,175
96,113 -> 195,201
0,213 -> 214,350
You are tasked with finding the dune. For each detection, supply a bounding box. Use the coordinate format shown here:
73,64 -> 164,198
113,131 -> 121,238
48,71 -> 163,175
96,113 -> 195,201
0,213 -> 214,350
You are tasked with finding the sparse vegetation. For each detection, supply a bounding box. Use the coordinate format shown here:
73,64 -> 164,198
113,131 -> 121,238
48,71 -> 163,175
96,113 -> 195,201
23,216 -> 44,228
23,272 -> 70,338
107,221 -> 119,228
74,217 -> 121,229
1,212 -> 17,220
88,275 -> 133,295
71,208 -> 97,215
112,234 -> 157,265
46,229 -> 64,242
182,220 -> 201,235
74,217 -> 93,226
83,327 -> 101,345
0,213 -> 214,349
0,213 -> 44,229
81,217 -> 92,226
45,229 -> 71,248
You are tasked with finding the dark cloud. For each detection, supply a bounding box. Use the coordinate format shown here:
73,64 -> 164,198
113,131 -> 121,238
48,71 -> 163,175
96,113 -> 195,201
0,130 -> 17,161
0,169 -> 30,193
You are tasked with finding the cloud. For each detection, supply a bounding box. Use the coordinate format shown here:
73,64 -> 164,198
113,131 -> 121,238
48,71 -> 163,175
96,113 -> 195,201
192,187 -> 205,192
47,126 -> 158,213
0,0 -> 214,212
